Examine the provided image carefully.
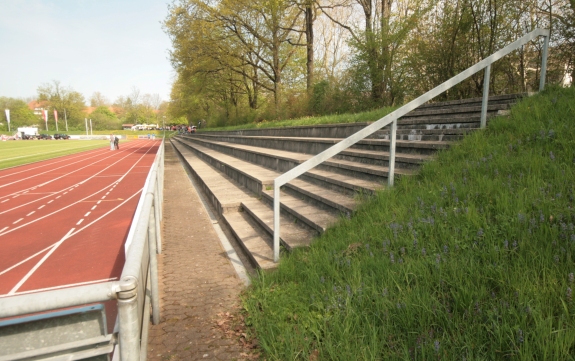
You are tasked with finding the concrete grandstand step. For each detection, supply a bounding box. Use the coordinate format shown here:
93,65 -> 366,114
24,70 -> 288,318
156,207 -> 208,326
401,103 -> 512,119
171,139 -> 255,215
241,199 -> 316,251
415,93 -> 525,110
184,134 -> 442,171
171,139 -> 318,269
173,137 -> 367,222
176,136 -> 390,190
221,211 -> 276,270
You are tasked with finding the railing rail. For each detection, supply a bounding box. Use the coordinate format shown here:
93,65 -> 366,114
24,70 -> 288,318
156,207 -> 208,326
0,138 -> 165,361
273,28 -> 550,262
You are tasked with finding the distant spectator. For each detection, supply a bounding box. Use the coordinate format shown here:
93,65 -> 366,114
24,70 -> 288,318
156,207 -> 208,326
114,136 -> 120,150
109,134 -> 115,150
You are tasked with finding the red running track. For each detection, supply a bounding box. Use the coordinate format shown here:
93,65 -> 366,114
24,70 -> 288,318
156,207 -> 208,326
0,139 -> 160,298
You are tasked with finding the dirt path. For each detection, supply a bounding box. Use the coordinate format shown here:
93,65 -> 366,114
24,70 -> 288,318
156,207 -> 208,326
147,143 -> 249,360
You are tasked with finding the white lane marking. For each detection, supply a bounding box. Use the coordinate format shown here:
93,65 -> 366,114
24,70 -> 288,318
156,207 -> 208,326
97,200 -> 102,204
1,189 -> 142,284
101,196 -> 106,199
13,218 -> 23,224
0,142 -> 150,208
0,244 -> 54,276
0,144 -> 156,237
106,192 -> 110,195
0,277 -> 118,298
27,211 -> 35,216
0,227 -> 8,233
56,196 -> 61,199
48,200 -> 54,204
1,200 -> 8,203
8,228 -> 76,295
38,205 -> 45,210
69,188 -> 74,191
109,188 -> 113,192
23,191 -> 29,194
84,212 -> 91,217
12,195 -> 19,199
76,219 -> 84,225
63,192 -> 68,195
91,205 -> 97,210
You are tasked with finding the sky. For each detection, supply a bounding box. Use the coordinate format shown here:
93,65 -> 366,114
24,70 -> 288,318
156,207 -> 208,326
0,0 -> 174,105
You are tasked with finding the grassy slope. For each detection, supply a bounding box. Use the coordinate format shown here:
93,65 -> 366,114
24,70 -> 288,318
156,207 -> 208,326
0,140 -> 110,169
243,86 -> 575,360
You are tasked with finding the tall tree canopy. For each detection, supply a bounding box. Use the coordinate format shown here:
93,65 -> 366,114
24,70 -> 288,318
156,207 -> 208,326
164,0 -> 574,127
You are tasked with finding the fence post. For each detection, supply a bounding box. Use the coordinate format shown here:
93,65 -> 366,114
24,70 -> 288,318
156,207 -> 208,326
154,181 -> 162,254
273,182 -> 281,262
148,203 -> 161,325
388,119 -> 397,187
480,65 -> 491,129
540,34 -> 550,91
117,277 -> 140,361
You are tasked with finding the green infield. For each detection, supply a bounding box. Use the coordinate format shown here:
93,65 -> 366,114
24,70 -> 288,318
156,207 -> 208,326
0,140 -> 110,170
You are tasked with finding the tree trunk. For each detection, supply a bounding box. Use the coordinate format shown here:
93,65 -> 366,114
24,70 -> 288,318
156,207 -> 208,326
305,1 -> 314,92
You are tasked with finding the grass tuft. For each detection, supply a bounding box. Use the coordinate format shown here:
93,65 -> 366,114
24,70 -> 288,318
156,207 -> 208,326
242,86 -> 575,360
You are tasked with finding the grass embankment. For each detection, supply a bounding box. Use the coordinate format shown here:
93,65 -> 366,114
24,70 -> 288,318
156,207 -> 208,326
243,86 -> 575,360
200,106 -> 397,132
0,140 -> 108,170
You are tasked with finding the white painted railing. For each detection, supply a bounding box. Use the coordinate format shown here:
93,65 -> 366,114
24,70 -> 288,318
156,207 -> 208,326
273,28 -> 550,262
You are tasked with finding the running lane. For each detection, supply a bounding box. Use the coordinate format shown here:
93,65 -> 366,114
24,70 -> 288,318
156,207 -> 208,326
0,140 -> 160,297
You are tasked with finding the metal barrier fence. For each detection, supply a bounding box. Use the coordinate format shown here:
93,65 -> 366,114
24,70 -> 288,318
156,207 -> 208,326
273,28 -> 550,262
0,139 -> 165,360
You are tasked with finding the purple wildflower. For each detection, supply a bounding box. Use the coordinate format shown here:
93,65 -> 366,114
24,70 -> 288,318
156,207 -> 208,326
382,288 -> 388,297
477,228 -> 484,237
517,329 -> 524,343
550,151 -> 555,160
567,287 -> 572,303
569,273 -> 574,284
422,247 -> 426,256
434,340 -> 440,353
390,252 -> 395,264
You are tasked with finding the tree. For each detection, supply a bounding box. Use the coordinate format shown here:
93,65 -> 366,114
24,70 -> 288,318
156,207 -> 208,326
90,106 -> 121,130
90,92 -> 109,107
37,81 -> 86,128
0,97 -> 37,130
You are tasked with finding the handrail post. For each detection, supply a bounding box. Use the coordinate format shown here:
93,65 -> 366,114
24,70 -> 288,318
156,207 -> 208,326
273,182 -> 281,262
154,180 -> 162,254
117,277 -> 140,361
148,203 -> 161,325
540,33 -> 550,91
388,119 -> 397,186
480,65 -> 491,129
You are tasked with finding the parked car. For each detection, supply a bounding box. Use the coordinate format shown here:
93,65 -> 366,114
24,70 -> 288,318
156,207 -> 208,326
21,134 -> 36,140
37,134 -> 52,140
53,133 -> 70,140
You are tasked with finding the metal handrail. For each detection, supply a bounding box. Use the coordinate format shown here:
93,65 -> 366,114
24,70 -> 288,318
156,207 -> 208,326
0,139 -> 165,361
272,28 -> 550,262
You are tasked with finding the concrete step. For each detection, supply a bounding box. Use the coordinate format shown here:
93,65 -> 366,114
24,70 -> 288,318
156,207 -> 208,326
173,137 -> 367,220
171,138 -> 330,268
188,133 -> 446,162
221,211 -> 277,270
170,139 -> 276,269
241,199 -> 316,251
415,93 -> 525,110
178,135 -> 415,183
